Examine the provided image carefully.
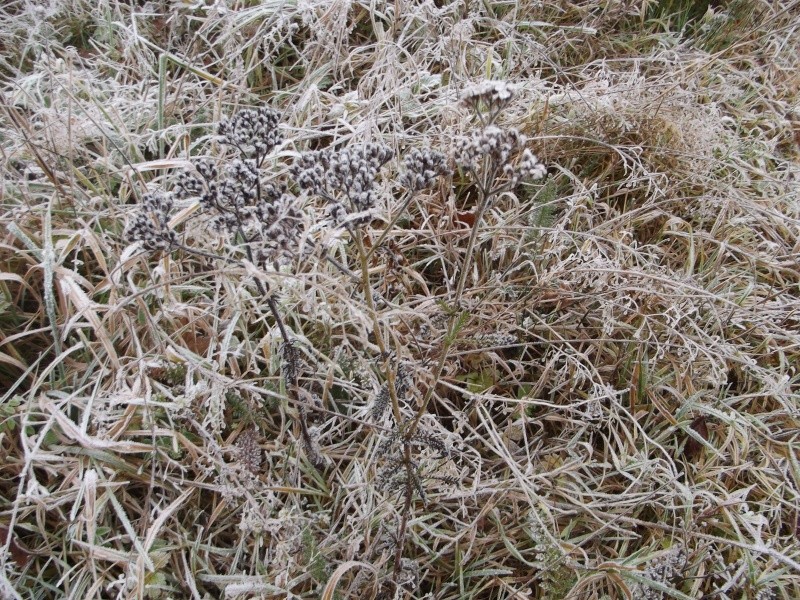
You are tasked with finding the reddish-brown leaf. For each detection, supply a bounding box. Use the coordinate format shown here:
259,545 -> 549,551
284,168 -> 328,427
0,525 -> 30,568
684,416 -> 709,461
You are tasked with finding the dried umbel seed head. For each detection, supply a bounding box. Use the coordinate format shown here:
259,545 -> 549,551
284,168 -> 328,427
173,167 -> 205,200
142,190 -> 174,219
252,193 -> 305,267
175,159 -> 256,214
174,154 -> 305,266
400,148 -> 451,191
517,149 -> 547,180
292,142 -> 394,216
630,544 -> 688,600
192,159 -> 261,233
291,150 -> 328,196
219,160 -> 259,208
126,191 -> 177,251
455,125 -> 525,172
460,80 -> 517,121
218,107 -> 283,159
503,149 -> 547,186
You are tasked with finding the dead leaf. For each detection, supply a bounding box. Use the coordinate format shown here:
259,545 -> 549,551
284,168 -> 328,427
0,525 -> 30,568
684,416 -> 709,461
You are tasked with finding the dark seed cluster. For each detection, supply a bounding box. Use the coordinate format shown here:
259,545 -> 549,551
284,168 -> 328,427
506,148 -> 547,185
292,142 -> 394,225
454,80 -> 548,187
400,148 -> 450,191
455,126 -> 546,186
126,191 -> 177,252
455,126 -> 524,173
218,107 -> 283,161
252,195 -> 305,267
460,80 -> 516,124
174,156 -> 304,266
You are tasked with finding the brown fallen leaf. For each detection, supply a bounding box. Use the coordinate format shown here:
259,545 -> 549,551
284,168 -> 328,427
0,525 -> 31,568
684,416 -> 709,461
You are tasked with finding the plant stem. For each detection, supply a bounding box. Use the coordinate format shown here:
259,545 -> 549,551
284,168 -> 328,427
364,190 -> 412,261
406,170 -> 497,440
353,230 -> 402,425
391,159 -> 498,584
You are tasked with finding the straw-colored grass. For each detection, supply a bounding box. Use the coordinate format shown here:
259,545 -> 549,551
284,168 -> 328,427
1,0 -> 799,598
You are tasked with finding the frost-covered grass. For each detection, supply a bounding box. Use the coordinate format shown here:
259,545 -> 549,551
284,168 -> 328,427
1,1 -> 799,599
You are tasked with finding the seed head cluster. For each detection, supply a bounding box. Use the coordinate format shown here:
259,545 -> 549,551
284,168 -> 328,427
118,88 -> 558,593
505,148 -> 547,185
460,80 -> 517,123
400,148 -> 450,191
292,143 -> 394,224
630,545 -> 688,600
218,107 -> 283,160
455,126 -> 545,185
454,80 -> 548,186
455,126 -> 524,172
174,118 -> 304,267
126,191 -> 177,251
252,194 -> 305,267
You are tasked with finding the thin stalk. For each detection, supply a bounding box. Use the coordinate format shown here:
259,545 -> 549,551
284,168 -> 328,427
353,230 -> 402,425
391,161 -> 499,584
391,447 -> 415,581
364,190 -> 412,261
407,165 -> 497,439
177,238 -> 317,462
453,161 -> 494,304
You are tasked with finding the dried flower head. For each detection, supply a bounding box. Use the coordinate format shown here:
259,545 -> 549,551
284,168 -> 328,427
400,148 -> 450,191
218,107 -> 283,160
126,191 -> 177,251
174,157 -> 305,267
460,80 -> 517,122
455,125 -> 525,172
251,193 -> 306,266
504,149 -> 547,185
292,143 -> 394,223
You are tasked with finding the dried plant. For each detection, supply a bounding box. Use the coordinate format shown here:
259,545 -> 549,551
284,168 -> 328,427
2,1 -> 799,599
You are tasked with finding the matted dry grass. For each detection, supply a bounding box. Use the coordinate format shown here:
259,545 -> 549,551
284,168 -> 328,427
1,1 -> 799,599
